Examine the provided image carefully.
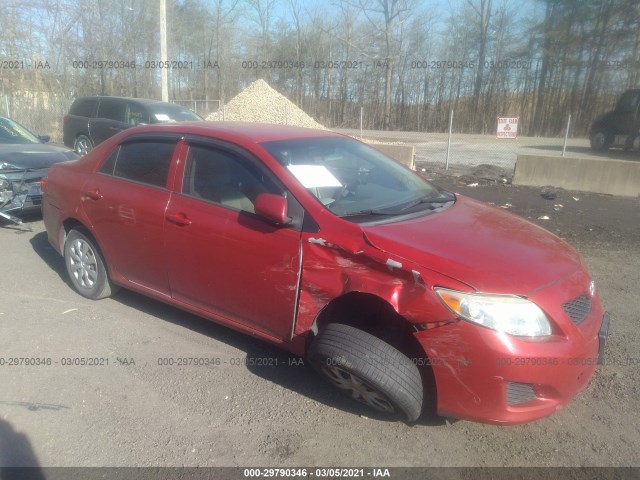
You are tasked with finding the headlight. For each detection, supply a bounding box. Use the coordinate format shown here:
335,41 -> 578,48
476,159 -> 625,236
435,288 -> 552,337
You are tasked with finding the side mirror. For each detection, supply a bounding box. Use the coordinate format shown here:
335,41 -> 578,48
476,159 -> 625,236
38,135 -> 50,143
254,193 -> 290,226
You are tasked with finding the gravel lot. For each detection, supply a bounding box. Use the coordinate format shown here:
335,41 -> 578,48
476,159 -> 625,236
0,170 -> 639,468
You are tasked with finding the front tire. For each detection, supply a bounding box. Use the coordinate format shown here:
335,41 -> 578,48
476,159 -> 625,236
64,228 -> 114,300
74,134 -> 93,156
308,323 -> 423,422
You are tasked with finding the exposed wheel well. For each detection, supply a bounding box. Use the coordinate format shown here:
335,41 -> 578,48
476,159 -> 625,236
61,219 -> 113,280
311,291 -> 437,415
61,218 -> 85,246
313,292 -> 422,362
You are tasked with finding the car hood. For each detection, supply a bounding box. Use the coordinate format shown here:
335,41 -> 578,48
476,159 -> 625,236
361,195 -> 583,296
0,143 -> 78,169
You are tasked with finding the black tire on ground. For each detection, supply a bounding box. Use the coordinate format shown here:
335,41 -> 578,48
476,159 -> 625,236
64,228 -> 114,300
308,323 -> 424,422
590,131 -> 612,151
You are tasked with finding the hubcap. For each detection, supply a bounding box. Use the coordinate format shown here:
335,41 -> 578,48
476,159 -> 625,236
320,364 -> 395,413
75,137 -> 91,156
68,239 -> 98,289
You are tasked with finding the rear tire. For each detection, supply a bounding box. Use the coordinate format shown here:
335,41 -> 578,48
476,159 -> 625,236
64,228 -> 114,300
308,323 -> 423,422
590,131 -> 611,151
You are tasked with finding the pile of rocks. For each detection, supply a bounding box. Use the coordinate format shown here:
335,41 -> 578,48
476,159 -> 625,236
206,79 -> 325,129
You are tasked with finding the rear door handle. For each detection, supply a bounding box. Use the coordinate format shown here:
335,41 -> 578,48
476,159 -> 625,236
166,212 -> 192,226
84,188 -> 103,200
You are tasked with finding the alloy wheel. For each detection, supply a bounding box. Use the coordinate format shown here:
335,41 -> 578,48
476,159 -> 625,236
68,238 -> 98,289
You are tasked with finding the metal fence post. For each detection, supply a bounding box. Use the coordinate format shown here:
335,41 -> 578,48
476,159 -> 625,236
446,108 -> 454,170
562,114 -> 572,157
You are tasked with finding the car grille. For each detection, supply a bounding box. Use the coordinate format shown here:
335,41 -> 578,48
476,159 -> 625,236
562,294 -> 592,325
32,195 -> 42,206
506,382 -> 537,405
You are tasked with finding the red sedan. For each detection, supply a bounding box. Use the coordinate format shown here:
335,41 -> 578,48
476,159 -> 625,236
42,122 -> 609,424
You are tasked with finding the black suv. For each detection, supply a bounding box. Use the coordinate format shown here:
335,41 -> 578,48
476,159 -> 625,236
589,89 -> 640,151
63,96 -> 201,155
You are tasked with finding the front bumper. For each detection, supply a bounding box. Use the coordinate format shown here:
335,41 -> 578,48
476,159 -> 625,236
415,287 -> 608,425
0,179 -> 44,217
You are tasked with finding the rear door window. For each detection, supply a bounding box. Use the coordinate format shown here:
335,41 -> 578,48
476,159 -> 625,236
112,140 -> 176,188
98,99 -> 126,122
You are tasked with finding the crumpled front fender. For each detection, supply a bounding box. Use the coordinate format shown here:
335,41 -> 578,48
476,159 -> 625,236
293,231 -> 469,340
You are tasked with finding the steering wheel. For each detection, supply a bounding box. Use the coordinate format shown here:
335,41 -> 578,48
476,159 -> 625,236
332,183 -> 355,203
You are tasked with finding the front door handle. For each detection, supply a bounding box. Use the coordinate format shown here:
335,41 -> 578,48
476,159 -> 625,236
166,212 -> 192,226
84,188 -> 103,200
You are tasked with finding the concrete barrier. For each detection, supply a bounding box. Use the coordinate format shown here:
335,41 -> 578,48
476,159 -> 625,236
513,154 -> 640,197
366,143 -> 415,170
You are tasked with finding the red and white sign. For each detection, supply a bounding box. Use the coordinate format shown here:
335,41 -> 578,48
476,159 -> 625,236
497,117 -> 519,139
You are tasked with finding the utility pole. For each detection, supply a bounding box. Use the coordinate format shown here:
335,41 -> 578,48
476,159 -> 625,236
160,0 -> 168,101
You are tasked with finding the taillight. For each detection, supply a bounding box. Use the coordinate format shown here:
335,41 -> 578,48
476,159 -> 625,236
40,177 -> 47,191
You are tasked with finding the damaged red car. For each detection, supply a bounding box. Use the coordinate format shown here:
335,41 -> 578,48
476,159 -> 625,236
42,123 -> 609,424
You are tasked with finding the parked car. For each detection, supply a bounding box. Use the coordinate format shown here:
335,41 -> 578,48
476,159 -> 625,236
590,89 -> 640,150
42,122 -> 609,424
63,96 -> 202,155
0,116 -> 78,224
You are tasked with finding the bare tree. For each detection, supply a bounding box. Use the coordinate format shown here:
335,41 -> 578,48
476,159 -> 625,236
465,0 -> 493,129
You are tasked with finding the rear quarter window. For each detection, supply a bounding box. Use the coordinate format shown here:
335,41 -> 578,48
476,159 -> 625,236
70,98 -> 99,118
98,147 -> 120,175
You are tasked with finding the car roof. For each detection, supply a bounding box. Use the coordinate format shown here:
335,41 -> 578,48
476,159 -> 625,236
126,122 -> 342,143
75,96 -> 165,105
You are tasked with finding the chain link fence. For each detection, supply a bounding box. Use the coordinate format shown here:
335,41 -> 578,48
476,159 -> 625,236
1,92 -> 587,172
0,94 -> 216,144
1,92 -> 74,143
335,108 -> 587,174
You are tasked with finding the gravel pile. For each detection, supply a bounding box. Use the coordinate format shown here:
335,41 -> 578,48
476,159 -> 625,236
206,79 -> 325,129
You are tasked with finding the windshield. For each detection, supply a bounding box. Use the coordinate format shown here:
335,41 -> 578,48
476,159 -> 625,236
0,117 -> 40,144
147,104 -> 202,123
261,136 -> 453,219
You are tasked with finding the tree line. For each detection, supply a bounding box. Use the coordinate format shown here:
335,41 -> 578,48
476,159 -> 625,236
1,0 -> 639,136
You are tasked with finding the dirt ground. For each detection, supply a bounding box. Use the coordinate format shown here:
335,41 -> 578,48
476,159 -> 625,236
0,164 -> 639,469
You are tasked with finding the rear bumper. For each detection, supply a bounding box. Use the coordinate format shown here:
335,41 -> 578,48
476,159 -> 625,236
415,309 -> 609,425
